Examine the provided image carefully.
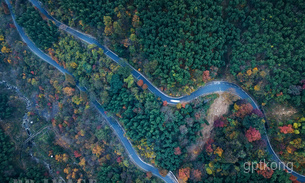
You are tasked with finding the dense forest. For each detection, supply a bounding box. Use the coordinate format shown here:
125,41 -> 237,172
49,33 -> 216,171
0,92 -> 50,182
7,0 -> 219,175
225,0 -> 305,176
0,93 -> 13,119
135,0 -> 225,89
37,0 -> 226,95
36,0 -> 305,104
227,0 -> 305,107
16,6 -> 59,49
0,127 -> 49,182
2,0 -> 305,182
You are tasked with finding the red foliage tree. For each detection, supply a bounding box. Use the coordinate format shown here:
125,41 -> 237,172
235,103 -> 253,118
206,144 -> 213,153
1,2 -> 9,15
181,103 -> 186,108
192,169 -> 202,181
214,118 -> 225,128
245,127 -> 261,142
202,70 -> 211,82
9,24 -> 16,28
142,84 -> 148,90
174,147 -> 182,155
205,138 -> 214,153
178,167 -> 191,182
58,124 -> 63,132
251,109 -> 264,118
137,79 -> 143,87
158,169 -> 168,177
116,156 -> 122,163
289,175 -> 300,182
146,172 -> 152,179
74,151 -> 81,158
256,162 -> 274,179
163,101 -> 168,106
278,124 -> 294,134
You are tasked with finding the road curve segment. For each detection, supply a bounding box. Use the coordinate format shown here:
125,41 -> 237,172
4,0 -> 177,182
9,0 -> 305,182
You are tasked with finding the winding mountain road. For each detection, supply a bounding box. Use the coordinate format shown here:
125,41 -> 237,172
5,0 -> 305,182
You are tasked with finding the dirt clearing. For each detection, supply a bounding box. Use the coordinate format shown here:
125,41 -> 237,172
187,92 -> 238,160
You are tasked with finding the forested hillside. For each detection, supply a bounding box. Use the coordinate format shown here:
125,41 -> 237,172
0,93 -> 13,119
179,100 -> 293,182
135,0 -> 225,89
227,0 -> 305,107
49,33 -> 217,172
10,2 -> 220,174
225,0 -> 305,173
3,0 -> 305,181
17,6 -> 59,49
0,128 -> 50,182
0,5 -> 159,182
34,0 -> 227,95
37,0 -> 305,104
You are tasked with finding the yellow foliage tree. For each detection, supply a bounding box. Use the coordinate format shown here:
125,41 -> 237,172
79,158 -> 86,166
206,167 -> 213,175
229,131 -> 236,139
287,146 -> 293,154
64,167 -> 71,174
214,147 -> 223,157
252,67 -> 258,74
246,69 -> 252,76
70,62 -> 78,69
72,172 -> 76,179
103,16 -> 113,36
31,78 -> 38,86
234,103 -> 239,111
209,162 -> 214,168
254,85 -> 260,91
257,149 -> 265,158
55,154 -> 63,162
79,129 -> 85,136
79,20 -> 84,26
132,14 -> 140,28
63,153 -> 69,162
291,138 -> 302,148
260,71 -> 267,78
72,95 -> 83,105
299,117 -> 305,122
63,87 -> 74,96
1,46 -> 11,53
92,144 -> 104,157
